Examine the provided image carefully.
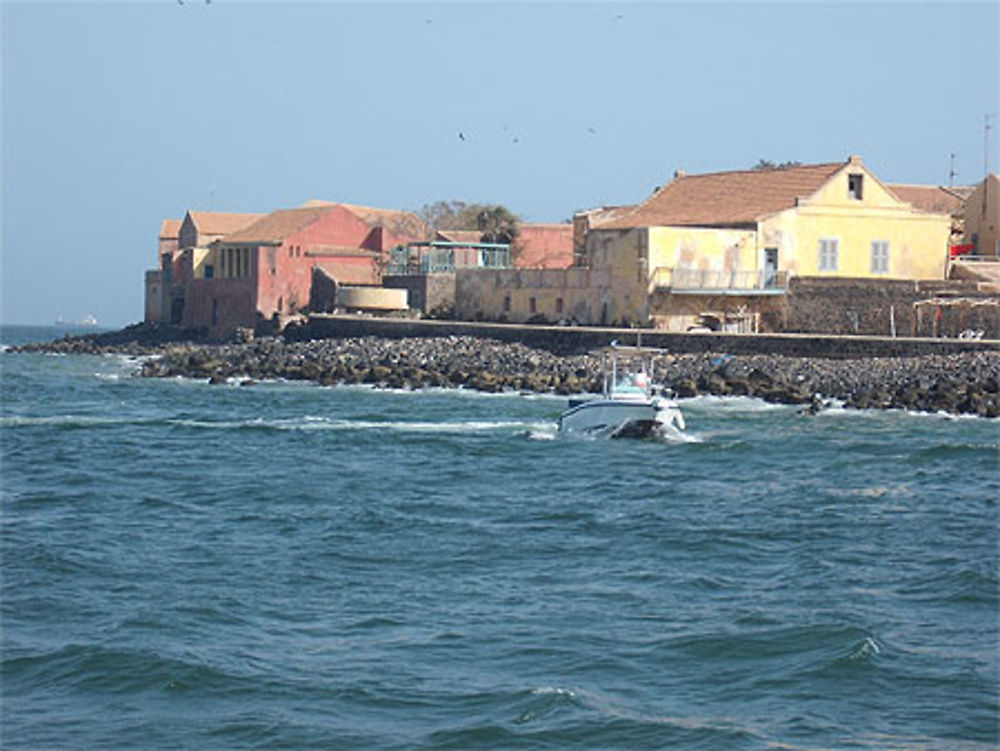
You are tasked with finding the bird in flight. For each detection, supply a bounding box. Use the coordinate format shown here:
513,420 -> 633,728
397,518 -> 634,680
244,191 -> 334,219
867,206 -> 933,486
458,132 -> 466,142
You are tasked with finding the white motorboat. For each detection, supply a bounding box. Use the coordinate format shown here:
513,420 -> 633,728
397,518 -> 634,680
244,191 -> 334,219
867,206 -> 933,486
558,351 -> 685,439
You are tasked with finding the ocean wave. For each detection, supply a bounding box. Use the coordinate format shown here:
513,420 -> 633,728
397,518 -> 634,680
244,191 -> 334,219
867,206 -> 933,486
0,414 -> 162,429
896,565 -> 999,605
424,684 -> 761,748
0,412 -> 549,434
908,442 -> 1000,464
681,394 -> 797,413
526,428 -> 558,441
2,643 -> 249,695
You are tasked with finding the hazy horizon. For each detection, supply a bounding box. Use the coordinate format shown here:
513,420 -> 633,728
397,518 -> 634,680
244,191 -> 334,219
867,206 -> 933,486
2,1 -> 998,327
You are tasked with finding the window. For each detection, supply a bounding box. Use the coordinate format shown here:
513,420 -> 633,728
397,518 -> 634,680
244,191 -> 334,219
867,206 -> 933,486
555,297 -> 564,315
818,238 -> 839,271
848,173 -> 864,200
529,297 -> 537,314
503,295 -> 511,312
203,264 -> 214,279
871,240 -> 889,274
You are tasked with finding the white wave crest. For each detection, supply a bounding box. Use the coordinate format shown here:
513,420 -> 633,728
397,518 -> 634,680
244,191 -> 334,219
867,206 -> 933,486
0,414 -> 153,428
683,395 -> 797,413
531,686 -> 576,697
166,416 -> 548,434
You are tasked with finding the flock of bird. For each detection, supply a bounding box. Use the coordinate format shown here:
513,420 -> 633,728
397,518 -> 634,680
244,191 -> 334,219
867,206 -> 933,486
175,2 -> 613,146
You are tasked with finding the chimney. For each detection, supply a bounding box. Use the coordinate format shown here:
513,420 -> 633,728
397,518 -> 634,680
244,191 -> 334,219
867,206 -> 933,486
848,154 -> 862,165
674,168 -> 686,179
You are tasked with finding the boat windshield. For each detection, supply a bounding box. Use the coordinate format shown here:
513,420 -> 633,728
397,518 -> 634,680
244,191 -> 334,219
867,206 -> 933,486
613,372 -> 649,395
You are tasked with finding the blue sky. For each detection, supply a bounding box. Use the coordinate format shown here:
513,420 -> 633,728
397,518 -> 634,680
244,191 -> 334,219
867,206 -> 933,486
2,1 -> 998,326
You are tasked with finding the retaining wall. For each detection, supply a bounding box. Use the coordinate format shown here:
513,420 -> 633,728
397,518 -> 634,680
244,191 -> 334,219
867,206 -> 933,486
291,314 -> 1000,358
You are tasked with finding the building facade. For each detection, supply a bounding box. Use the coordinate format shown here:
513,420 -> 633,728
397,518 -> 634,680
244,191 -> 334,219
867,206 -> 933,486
963,174 -> 1000,257
460,156 -> 952,331
180,203 -> 425,335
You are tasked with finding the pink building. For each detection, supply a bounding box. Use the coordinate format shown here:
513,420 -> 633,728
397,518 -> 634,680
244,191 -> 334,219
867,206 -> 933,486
181,203 -> 426,335
158,218 -> 181,260
515,223 -> 574,269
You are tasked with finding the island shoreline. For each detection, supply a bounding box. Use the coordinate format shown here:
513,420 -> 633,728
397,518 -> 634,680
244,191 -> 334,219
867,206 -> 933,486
10,322 -> 1000,418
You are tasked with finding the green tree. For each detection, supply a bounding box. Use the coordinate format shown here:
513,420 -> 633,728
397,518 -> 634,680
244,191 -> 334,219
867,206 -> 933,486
474,204 -> 520,246
753,159 -> 802,171
419,200 -> 522,259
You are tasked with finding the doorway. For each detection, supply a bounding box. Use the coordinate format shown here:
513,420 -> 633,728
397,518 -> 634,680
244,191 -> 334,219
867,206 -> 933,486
764,248 -> 778,288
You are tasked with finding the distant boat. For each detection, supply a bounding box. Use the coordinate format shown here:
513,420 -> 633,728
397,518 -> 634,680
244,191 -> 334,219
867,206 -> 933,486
55,314 -> 99,327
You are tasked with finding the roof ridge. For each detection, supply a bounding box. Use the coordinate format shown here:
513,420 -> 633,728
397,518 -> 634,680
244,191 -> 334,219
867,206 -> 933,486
673,161 -> 845,181
887,181 -> 965,189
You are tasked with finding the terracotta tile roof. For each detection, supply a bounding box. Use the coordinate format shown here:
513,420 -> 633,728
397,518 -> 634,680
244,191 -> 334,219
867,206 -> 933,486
339,203 -> 427,239
188,211 -> 264,236
221,207 -> 335,244
887,184 -> 968,215
600,161 -> 846,229
304,200 -> 427,239
577,205 -> 636,228
159,218 -> 181,239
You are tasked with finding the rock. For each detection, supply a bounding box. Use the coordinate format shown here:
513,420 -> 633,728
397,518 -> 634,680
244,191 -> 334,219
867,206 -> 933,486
671,378 -> 699,398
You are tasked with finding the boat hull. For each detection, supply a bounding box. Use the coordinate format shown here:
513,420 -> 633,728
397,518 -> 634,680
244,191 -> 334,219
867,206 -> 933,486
558,397 -> 684,439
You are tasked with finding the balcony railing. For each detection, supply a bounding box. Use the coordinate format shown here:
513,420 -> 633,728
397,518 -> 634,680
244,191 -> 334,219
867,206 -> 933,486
387,242 -> 511,275
950,254 -> 1000,263
651,266 -> 788,293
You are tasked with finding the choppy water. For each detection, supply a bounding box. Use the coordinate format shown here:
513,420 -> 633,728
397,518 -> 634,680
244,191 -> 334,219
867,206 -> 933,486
2,324 -> 997,750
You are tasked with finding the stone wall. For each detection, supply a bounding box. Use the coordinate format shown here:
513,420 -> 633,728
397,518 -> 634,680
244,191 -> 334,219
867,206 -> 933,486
784,277 -> 999,338
383,274 -> 456,317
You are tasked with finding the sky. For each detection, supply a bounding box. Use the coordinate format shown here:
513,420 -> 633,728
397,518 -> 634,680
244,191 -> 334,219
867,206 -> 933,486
2,1 -> 998,327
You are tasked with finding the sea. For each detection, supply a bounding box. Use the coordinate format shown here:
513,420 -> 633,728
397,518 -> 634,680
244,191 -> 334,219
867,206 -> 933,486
1,323 -> 997,750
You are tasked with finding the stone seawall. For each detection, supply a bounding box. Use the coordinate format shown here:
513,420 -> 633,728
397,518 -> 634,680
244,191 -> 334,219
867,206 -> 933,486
784,277 -> 999,338
291,314 -> 1000,358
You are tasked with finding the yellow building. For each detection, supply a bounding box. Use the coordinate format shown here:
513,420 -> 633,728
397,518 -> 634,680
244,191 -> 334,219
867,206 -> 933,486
586,155 -> 952,330
455,156 -> 953,330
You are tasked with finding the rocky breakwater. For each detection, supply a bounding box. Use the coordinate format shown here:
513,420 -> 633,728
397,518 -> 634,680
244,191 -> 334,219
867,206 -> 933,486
11,322 -> 201,357
135,335 -> 1000,418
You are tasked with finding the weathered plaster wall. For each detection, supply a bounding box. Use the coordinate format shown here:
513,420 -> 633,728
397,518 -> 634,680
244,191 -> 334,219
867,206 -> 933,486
585,229 -> 648,324
182,277 -> 257,335
455,268 -> 613,324
515,224 -> 574,269
648,226 -> 757,276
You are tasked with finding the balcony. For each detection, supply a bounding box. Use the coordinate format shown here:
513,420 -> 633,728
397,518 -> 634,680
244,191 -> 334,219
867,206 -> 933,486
387,242 -> 511,276
651,266 -> 788,295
